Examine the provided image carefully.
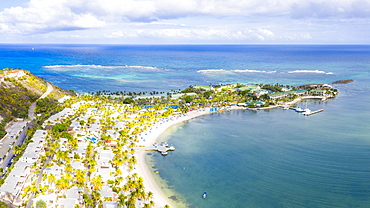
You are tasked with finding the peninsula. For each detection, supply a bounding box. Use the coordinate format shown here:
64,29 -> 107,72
0,69 -> 339,208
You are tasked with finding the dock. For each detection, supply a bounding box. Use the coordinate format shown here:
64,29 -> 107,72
151,143 -> 175,155
303,109 -> 324,116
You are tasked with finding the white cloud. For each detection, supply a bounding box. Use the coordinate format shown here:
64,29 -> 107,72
0,23 -> 9,33
104,27 -> 279,42
0,0 -> 369,43
290,0 -> 370,19
0,0 -> 105,34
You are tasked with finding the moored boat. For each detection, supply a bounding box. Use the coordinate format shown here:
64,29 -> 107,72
168,145 -> 175,151
202,192 -> 207,199
295,107 -> 305,112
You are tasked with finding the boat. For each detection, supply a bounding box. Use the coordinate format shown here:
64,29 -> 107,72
168,145 -> 175,151
202,192 -> 207,199
295,107 -> 305,112
161,151 -> 168,156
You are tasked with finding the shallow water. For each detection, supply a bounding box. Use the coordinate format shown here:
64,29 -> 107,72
148,82 -> 370,208
1,44 -> 369,93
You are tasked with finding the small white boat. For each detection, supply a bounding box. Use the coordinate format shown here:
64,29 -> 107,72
168,145 -> 175,151
161,151 -> 168,156
202,192 -> 207,199
295,107 -> 305,112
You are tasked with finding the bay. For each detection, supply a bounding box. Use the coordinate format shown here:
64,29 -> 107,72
149,91 -> 370,207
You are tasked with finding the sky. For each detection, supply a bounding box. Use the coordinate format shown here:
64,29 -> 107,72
0,0 -> 369,44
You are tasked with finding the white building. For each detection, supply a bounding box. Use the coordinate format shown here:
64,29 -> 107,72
6,69 -> 26,78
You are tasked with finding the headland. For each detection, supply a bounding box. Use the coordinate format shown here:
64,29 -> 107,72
0,70 -> 340,208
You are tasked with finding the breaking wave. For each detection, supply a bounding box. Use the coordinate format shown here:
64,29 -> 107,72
234,69 -> 277,73
197,69 -> 277,74
197,69 -> 228,74
43,64 -> 164,72
287,70 -> 333,75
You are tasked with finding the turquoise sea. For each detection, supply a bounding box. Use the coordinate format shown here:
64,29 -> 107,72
1,44 -> 370,207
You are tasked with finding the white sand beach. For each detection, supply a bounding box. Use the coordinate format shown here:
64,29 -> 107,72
135,109 -> 212,207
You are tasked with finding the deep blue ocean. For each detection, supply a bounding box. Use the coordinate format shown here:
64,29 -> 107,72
1,44 -> 370,207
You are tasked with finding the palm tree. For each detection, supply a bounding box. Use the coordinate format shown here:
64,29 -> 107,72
90,175 -> 103,191
117,194 -> 127,208
65,164 -> 73,173
47,174 -> 56,185
55,178 -> 69,192
147,191 -> 153,202
12,145 -> 24,155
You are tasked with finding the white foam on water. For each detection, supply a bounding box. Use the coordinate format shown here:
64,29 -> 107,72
43,64 -> 165,72
234,69 -> 277,73
287,70 -> 333,75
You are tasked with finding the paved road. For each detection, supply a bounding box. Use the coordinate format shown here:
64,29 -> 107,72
26,156 -> 52,208
28,82 -> 53,120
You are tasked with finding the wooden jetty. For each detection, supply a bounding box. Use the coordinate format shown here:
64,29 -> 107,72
303,109 -> 324,116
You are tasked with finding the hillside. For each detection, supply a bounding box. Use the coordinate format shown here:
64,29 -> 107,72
0,68 -> 75,137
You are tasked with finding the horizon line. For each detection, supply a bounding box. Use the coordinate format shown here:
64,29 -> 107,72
0,43 -> 369,46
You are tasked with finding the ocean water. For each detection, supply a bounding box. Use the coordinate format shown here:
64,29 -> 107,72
1,44 -> 370,207
1,44 -> 369,93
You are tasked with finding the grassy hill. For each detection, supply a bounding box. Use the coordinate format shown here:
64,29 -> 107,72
0,68 -> 75,138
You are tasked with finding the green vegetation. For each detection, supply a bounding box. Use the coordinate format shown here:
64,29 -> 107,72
0,68 -> 76,139
36,200 -> 47,208
51,123 -> 68,133
35,97 -> 64,115
0,117 -> 12,138
0,201 -> 10,208
80,83 -> 337,110
0,79 -> 38,119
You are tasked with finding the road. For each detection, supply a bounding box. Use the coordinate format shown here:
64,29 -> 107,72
28,82 -> 53,120
26,156 -> 52,208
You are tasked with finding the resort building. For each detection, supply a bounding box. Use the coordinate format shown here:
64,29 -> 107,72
43,108 -> 73,126
5,69 -> 26,78
0,130 -> 47,206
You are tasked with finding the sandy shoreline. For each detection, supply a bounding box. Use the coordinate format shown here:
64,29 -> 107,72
135,108 -> 212,207
134,105 -> 271,207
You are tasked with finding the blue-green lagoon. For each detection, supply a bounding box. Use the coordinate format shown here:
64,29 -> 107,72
146,84 -> 370,208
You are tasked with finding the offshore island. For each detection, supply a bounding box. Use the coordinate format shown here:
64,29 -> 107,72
0,68 -> 339,208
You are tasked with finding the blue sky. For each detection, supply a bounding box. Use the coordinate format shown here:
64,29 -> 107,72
0,0 -> 369,44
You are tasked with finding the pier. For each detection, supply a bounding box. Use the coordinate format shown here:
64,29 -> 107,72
303,109 -> 324,116
151,143 -> 175,156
